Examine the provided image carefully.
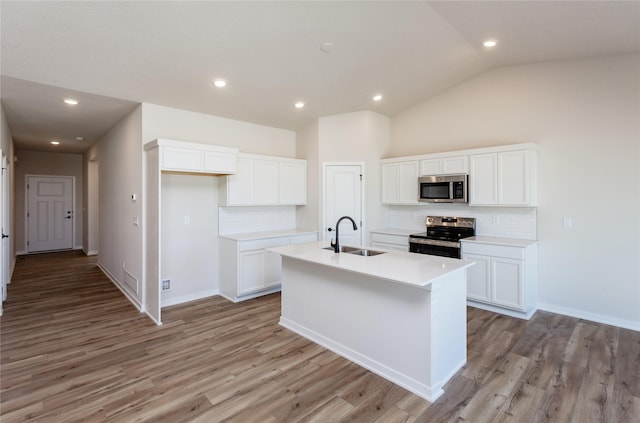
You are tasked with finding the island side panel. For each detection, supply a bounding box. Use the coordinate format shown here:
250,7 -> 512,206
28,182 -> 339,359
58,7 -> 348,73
279,256 -> 465,401
428,270 -> 468,387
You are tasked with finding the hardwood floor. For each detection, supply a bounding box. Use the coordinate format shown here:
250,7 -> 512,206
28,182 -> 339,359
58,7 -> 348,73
1,251 -> 639,422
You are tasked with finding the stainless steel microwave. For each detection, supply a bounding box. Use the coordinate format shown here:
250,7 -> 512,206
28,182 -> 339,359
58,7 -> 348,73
418,174 -> 468,203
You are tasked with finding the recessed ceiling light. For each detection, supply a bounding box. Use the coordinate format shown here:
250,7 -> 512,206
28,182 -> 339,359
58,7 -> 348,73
213,79 -> 227,88
294,101 -> 305,109
320,42 -> 334,53
373,94 -> 383,102
50,140 -> 60,145
75,136 -> 84,142
483,40 -> 497,48
63,98 -> 79,105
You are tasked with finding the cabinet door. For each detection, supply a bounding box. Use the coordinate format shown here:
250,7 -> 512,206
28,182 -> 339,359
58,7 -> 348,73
469,153 -> 498,205
204,151 -> 236,174
253,160 -> 279,205
162,147 -> 202,172
382,161 -> 418,204
464,253 -> 492,303
238,250 -> 265,295
398,161 -> 419,203
420,159 -> 442,176
498,150 -> 530,206
279,162 -> 307,205
227,158 -> 254,205
492,257 -> 525,310
442,156 -> 469,174
264,250 -> 282,288
381,163 -> 400,204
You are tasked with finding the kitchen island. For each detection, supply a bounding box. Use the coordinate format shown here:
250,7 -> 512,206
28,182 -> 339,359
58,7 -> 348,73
268,241 -> 474,402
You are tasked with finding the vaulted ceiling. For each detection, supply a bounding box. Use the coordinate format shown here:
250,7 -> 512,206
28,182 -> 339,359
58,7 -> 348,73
1,1 -> 639,153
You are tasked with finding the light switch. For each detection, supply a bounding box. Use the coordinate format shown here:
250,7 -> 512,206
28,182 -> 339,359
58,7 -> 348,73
563,217 -> 572,229
184,216 -> 190,225
133,216 -> 139,226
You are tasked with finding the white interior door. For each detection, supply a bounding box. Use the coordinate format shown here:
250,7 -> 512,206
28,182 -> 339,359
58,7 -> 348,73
1,152 -> 5,302
27,176 -> 74,252
323,164 -> 363,247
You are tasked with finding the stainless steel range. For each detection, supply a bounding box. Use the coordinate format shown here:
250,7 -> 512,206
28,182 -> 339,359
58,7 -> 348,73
409,216 -> 476,259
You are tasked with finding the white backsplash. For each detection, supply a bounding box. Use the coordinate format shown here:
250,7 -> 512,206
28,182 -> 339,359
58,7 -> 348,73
219,206 -> 297,235
387,205 -> 537,240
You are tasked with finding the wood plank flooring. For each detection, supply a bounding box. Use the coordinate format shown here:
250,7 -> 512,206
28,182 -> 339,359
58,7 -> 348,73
1,251 -> 639,422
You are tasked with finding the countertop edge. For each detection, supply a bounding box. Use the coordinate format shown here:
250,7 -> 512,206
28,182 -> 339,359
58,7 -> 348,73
219,229 -> 319,241
269,241 -> 474,289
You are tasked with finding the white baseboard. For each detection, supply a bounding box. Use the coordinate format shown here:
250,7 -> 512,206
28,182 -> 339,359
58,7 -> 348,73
279,317 -> 448,402
537,302 -> 640,332
74,245 -> 83,251
16,250 -> 27,256
83,249 -> 98,256
219,286 -> 281,303
467,300 -> 537,320
143,310 -> 163,326
161,289 -> 220,308
96,261 -> 142,311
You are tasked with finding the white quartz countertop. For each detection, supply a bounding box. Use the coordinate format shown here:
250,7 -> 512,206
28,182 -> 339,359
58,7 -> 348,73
461,236 -> 537,248
268,241 -> 474,288
369,228 -> 416,236
219,229 -> 318,241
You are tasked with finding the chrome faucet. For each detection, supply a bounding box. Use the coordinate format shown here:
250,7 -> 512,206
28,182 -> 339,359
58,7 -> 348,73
330,216 -> 358,253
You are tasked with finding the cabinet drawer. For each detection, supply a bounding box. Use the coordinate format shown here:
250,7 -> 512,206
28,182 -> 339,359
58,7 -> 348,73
461,242 -> 524,260
370,232 -> 408,246
238,236 -> 289,252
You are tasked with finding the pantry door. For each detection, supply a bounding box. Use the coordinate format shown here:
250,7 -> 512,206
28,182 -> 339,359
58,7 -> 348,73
27,176 -> 74,252
323,163 -> 363,247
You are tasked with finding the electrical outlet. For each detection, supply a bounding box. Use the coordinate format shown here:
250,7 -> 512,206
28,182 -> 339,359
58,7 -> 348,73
162,279 -> 171,291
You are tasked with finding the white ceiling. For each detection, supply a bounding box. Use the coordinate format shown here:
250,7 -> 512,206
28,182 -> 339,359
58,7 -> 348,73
1,1 -> 639,154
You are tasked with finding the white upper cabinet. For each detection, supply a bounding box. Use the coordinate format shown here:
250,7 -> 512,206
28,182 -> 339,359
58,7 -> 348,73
253,160 -> 279,205
279,161 -> 307,205
420,155 -> 468,176
469,148 -> 537,206
226,158 -> 255,205
144,139 -> 238,175
469,153 -> 498,205
220,154 -> 307,206
381,160 -> 419,205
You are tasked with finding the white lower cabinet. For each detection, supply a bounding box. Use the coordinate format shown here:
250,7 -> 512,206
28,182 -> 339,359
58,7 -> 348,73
462,239 -> 537,318
369,231 -> 409,252
220,232 -> 318,302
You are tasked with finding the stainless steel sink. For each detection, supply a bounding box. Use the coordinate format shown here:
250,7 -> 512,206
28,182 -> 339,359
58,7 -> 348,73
322,245 -> 361,253
347,249 -> 386,256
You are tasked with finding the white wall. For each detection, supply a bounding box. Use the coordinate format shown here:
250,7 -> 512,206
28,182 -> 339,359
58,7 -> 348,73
14,150 -> 84,253
141,103 -> 297,307
390,54 -> 640,330
161,173 -> 219,306
90,105 -> 144,306
296,120 -> 320,231
297,111 -> 391,243
141,103 -> 296,157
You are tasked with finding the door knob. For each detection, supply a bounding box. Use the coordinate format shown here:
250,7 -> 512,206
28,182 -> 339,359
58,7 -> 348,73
2,234 -> 8,239
65,216 -> 72,219
327,228 -> 333,232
